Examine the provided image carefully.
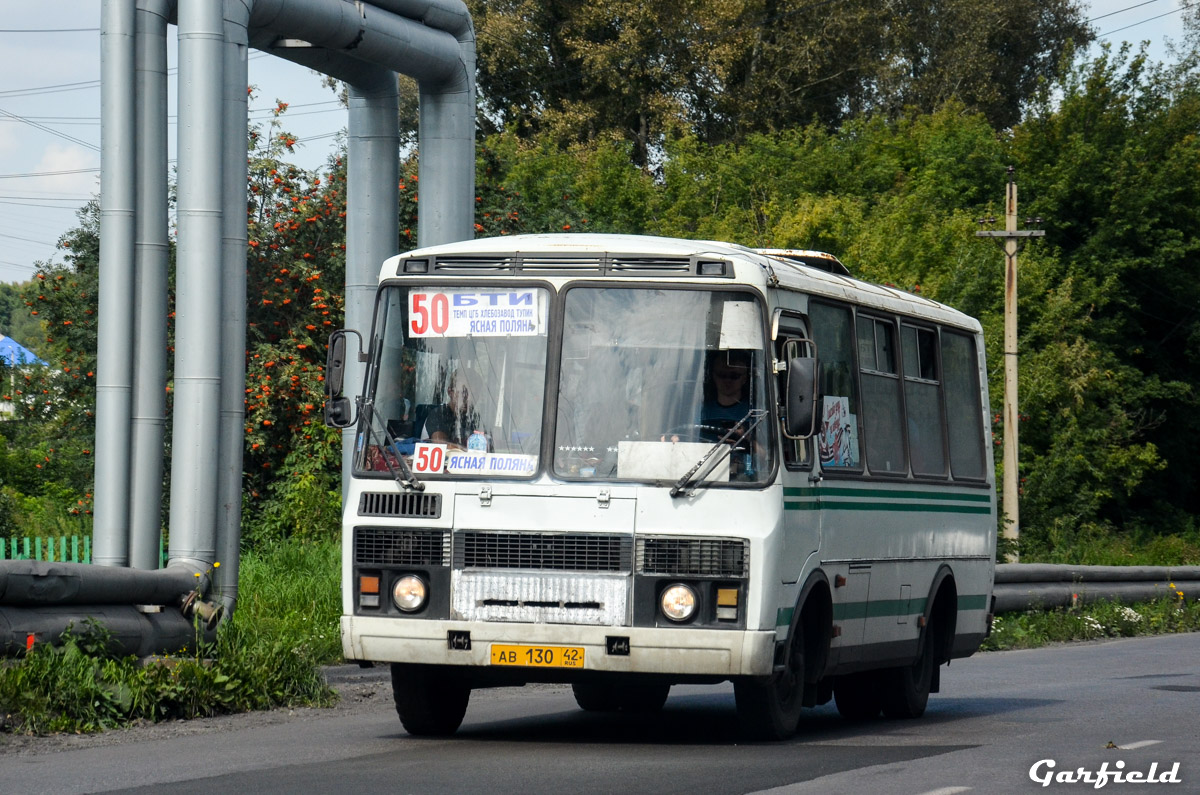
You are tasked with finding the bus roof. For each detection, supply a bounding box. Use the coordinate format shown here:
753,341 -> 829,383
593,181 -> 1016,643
384,234 -> 981,333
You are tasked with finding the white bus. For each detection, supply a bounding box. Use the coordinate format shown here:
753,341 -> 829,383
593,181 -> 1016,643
324,234 -> 996,739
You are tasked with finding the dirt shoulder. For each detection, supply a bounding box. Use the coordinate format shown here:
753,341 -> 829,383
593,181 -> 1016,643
0,663 -> 394,756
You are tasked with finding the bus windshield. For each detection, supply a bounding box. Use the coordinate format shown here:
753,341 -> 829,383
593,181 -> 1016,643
554,287 -> 770,483
360,285 -> 551,478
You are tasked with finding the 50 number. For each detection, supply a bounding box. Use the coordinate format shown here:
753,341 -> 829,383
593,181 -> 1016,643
413,443 -> 445,474
410,292 -> 450,335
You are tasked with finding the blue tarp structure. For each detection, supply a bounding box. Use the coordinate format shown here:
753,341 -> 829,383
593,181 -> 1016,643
0,334 -> 47,367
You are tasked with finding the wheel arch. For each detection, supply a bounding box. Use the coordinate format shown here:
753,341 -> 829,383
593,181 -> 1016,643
924,565 -> 958,665
789,569 -> 833,683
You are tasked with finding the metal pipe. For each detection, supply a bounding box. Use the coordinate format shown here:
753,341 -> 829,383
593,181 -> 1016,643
369,0 -> 471,38
416,68 -> 473,246
94,0 -> 139,568
169,0 -> 226,571
0,560 -> 200,607
1,605 -> 214,658
248,0 -> 461,85
993,581 -> 1197,614
995,564 -> 1200,583
128,0 -> 171,571
345,72 -> 401,488
215,0 -> 253,614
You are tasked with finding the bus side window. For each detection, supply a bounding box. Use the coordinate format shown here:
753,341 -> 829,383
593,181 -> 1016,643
942,331 -> 987,480
902,324 -> 947,477
809,301 -> 862,470
857,315 -> 905,475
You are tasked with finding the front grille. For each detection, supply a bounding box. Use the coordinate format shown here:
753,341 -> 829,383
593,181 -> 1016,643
454,532 -> 632,573
355,527 -> 449,566
636,537 -> 749,578
359,491 -> 441,519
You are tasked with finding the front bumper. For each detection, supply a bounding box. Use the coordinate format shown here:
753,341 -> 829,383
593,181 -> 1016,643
342,615 -> 776,677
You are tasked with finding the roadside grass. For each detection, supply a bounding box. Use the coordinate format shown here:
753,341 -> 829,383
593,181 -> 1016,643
983,596 -> 1200,651
0,538 -> 342,735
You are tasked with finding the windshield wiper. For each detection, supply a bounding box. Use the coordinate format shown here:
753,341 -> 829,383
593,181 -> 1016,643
362,401 -> 424,492
670,409 -> 766,498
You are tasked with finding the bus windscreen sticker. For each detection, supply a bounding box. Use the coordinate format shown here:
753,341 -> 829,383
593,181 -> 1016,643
409,289 -> 544,338
444,451 -> 538,476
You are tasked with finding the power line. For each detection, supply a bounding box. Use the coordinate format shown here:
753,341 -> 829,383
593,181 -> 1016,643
0,107 -> 99,152
1100,2 -> 1193,36
0,194 -> 92,202
0,79 -> 99,99
0,198 -> 88,210
1088,0 -> 1164,23
0,232 -> 58,247
0,27 -> 98,33
0,167 -> 99,180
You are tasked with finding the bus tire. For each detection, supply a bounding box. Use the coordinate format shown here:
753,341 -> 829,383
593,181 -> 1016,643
390,664 -> 470,736
734,622 -> 805,740
572,682 -> 619,711
880,623 -> 936,719
834,672 -> 883,721
616,682 -> 671,712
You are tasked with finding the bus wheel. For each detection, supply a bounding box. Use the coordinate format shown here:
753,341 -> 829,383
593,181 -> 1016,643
616,682 -> 670,712
390,664 -> 470,736
734,623 -> 805,740
834,672 -> 882,721
572,682 -> 619,712
881,623 -> 936,719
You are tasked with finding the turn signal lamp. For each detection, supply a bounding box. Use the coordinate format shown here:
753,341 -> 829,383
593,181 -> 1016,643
359,575 -> 380,608
716,587 -> 739,621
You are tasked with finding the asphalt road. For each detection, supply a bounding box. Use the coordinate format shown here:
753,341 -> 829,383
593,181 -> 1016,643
1,633 -> 1196,794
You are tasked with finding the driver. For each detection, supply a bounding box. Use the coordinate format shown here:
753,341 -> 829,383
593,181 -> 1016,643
702,350 -> 752,425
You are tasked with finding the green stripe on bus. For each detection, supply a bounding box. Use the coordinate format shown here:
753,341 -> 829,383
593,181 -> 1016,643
785,500 -> 992,515
833,598 -> 928,620
779,593 -> 987,626
957,594 -> 988,611
783,486 -> 990,502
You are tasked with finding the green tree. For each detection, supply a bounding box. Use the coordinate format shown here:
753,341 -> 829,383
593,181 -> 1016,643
1012,46 -> 1200,545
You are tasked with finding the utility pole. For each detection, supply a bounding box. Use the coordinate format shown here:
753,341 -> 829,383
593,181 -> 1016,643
976,167 -> 1043,562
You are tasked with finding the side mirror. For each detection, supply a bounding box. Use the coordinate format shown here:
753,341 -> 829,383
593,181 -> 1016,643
324,396 -> 355,428
784,356 -> 818,438
324,329 -> 363,428
325,329 -> 348,398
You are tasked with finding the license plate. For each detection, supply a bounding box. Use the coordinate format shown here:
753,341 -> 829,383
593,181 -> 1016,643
490,643 -> 585,669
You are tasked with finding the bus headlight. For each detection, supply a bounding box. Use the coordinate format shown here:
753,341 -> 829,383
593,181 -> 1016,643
392,575 -> 428,612
660,583 -> 697,622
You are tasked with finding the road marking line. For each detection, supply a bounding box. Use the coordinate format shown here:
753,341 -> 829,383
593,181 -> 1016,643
1118,740 -> 1163,750
918,788 -> 972,795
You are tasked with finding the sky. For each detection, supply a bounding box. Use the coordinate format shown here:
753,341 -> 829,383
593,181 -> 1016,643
0,1 -> 1191,288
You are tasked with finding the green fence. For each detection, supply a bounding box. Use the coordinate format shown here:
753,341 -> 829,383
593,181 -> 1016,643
0,535 -> 92,563
0,536 -> 166,566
